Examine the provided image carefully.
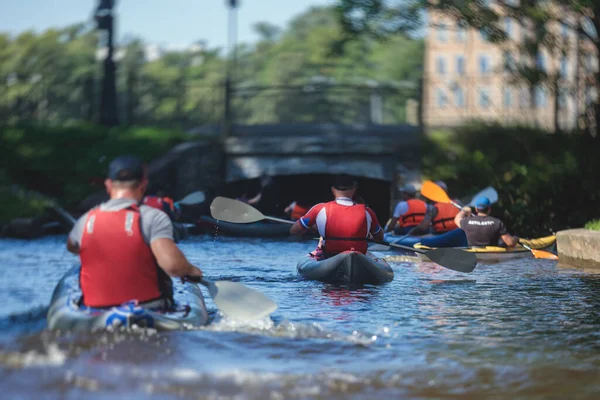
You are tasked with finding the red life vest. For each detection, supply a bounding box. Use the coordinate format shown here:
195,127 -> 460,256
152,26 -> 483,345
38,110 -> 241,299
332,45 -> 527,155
431,202 -> 459,233
79,205 -> 163,307
291,204 -> 310,220
323,202 -> 368,255
398,199 -> 427,228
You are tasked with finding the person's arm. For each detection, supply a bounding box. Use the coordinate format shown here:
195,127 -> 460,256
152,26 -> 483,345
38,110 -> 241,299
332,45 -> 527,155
289,204 -> 320,236
144,208 -> 203,278
386,201 -> 407,232
367,208 -> 385,242
501,234 -> 518,248
150,238 -> 203,278
454,206 -> 471,228
417,205 -> 437,231
284,201 -> 295,215
66,213 -> 88,254
498,221 -> 518,247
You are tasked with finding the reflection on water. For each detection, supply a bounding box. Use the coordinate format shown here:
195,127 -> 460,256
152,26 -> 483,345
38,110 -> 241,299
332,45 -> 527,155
1,235 -> 599,399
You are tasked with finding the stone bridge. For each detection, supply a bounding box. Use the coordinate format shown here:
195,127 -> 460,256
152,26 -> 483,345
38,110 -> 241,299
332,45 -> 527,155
149,123 -> 421,220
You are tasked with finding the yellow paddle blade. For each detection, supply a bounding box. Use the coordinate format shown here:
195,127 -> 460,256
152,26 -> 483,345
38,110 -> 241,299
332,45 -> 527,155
421,180 -> 451,203
530,249 -> 559,260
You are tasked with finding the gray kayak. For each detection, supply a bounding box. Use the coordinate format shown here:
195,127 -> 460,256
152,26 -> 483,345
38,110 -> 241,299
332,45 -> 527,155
47,266 -> 209,331
297,251 -> 394,285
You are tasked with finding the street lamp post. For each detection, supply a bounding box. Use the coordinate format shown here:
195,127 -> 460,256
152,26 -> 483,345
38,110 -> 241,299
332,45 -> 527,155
95,0 -> 119,126
223,0 -> 239,141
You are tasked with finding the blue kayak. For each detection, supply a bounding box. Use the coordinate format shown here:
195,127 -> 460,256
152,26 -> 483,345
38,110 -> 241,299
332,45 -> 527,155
384,229 -> 468,248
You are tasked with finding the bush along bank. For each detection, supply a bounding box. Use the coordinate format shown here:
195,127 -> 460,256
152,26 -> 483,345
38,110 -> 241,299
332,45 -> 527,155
422,123 -> 600,238
0,123 -> 192,213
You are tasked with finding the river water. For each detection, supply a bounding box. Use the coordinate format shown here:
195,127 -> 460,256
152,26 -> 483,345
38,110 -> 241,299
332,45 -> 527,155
0,235 -> 599,399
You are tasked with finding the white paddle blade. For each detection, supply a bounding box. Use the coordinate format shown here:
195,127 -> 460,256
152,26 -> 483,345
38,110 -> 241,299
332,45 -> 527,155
210,196 -> 265,223
204,280 -> 278,321
468,187 -> 498,207
178,191 -> 206,205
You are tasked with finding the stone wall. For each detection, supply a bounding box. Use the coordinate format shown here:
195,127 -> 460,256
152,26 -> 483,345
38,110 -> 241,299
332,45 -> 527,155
556,229 -> 600,269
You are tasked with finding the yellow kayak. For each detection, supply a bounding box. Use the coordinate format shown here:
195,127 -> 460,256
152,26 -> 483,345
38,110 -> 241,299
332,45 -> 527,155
415,236 -> 556,262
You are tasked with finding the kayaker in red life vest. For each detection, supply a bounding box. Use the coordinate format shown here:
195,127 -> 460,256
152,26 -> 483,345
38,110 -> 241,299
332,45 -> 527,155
419,181 -> 461,234
66,156 -> 204,308
385,184 -> 429,235
454,196 -> 519,247
289,174 -> 384,258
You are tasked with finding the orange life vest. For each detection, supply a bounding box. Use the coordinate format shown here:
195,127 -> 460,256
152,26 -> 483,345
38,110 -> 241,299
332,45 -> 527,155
431,202 -> 459,233
79,205 -> 163,307
323,202 -> 368,255
291,204 -> 310,220
398,199 -> 427,228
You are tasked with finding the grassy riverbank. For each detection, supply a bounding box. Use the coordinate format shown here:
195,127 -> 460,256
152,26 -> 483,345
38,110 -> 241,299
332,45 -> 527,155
0,123 -> 191,216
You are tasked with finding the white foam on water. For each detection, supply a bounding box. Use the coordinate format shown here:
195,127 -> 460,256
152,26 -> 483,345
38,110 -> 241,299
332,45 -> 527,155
0,342 -> 67,368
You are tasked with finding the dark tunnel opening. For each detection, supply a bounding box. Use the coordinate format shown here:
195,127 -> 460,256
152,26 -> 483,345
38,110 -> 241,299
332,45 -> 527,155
221,174 -> 392,223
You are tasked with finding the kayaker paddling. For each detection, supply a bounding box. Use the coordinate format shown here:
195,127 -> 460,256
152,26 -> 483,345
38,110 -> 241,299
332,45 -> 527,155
66,155 -> 204,309
420,181 -> 461,234
454,196 -> 519,247
289,174 -> 384,259
386,184 -> 429,235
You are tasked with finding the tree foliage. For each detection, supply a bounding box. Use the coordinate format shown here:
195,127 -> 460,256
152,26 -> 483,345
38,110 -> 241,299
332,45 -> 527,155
0,6 -> 424,128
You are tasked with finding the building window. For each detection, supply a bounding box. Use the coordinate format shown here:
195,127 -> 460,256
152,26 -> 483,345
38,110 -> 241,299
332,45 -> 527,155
586,86 -> 597,105
454,86 -> 465,108
504,51 -> 515,73
479,88 -> 491,108
481,0 -> 492,7
457,21 -> 467,42
519,88 -> 530,108
585,53 -> 595,72
560,57 -> 568,78
536,53 -> 546,71
456,55 -> 465,75
504,17 -> 514,39
503,87 -> 512,108
436,56 -> 447,75
558,89 -> 568,109
436,88 -> 448,108
437,22 -> 448,42
479,55 -> 491,75
480,29 -> 489,42
535,85 -> 546,108
561,23 -> 569,39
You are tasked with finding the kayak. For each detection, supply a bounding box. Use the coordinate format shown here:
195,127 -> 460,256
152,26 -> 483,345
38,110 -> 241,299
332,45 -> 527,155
47,266 -> 209,331
383,228 -> 468,248
415,236 -> 557,262
297,251 -> 394,285
196,216 -> 301,238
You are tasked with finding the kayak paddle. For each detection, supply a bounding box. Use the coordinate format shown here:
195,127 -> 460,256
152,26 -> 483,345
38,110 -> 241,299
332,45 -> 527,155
420,180 -> 462,209
373,240 -> 477,273
468,187 -> 498,207
210,196 -> 294,224
185,276 -> 278,321
176,191 -> 206,206
519,242 -> 559,260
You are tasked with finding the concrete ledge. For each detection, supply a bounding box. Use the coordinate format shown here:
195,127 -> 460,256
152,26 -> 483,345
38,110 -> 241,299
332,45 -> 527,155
556,229 -> 600,269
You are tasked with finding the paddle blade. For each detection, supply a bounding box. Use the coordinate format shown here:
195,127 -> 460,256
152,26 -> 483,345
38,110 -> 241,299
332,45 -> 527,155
210,196 -> 265,223
425,248 -> 477,273
468,187 -> 498,207
178,191 -> 206,205
530,249 -> 559,260
421,180 -> 452,204
202,279 -> 278,321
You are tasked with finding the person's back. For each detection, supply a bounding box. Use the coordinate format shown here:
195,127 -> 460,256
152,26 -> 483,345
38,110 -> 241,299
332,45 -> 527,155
454,196 -> 518,247
386,184 -> 428,235
78,199 -> 171,307
289,174 -> 384,257
67,155 -> 204,308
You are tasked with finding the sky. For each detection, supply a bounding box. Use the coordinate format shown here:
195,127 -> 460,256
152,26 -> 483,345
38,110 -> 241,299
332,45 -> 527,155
0,0 -> 333,50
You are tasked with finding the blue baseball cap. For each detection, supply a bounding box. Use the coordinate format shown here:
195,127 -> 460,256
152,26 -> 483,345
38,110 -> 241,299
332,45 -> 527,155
108,155 -> 145,181
475,196 -> 491,209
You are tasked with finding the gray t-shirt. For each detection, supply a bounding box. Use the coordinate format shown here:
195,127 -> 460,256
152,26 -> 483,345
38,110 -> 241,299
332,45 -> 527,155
69,198 -> 174,246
